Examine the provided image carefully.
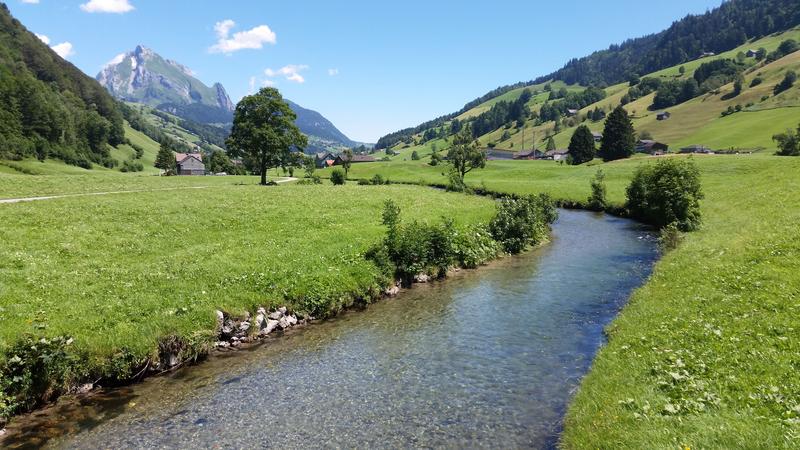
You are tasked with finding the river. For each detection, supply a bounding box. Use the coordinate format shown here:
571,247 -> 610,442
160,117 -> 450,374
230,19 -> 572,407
1,209 -> 658,449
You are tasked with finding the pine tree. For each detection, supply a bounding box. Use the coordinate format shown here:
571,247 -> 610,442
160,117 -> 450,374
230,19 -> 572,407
568,125 -> 596,165
546,136 -> 556,152
599,105 -> 636,161
154,140 -> 176,174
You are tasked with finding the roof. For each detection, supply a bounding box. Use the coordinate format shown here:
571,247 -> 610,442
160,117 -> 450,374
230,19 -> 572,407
515,149 -> 543,157
682,144 -> 708,150
638,140 -> 656,145
175,153 -> 203,163
591,132 -> 603,137
336,154 -> 376,163
545,149 -> 570,156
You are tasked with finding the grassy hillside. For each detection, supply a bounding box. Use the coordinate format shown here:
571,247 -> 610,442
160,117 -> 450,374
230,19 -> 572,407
343,152 -> 800,448
381,27 -> 800,157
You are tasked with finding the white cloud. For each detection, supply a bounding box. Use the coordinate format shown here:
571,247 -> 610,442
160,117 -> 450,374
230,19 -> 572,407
209,19 -> 276,54
21,0 -> 40,4
214,19 -> 235,39
265,64 -> 308,83
328,68 -> 339,76
80,0 -> 134,14
51,42 -> 75,59
248,76 -> 257,94
36,33 -> 75,59
262,79 -> 276,87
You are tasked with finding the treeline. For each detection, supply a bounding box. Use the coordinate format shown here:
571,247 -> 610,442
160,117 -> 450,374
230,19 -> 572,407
534,0 -> 800,86
150,109 -> 229,149
652,58 -> 747,109
538,87 -> 606,122
375,112 -> 459,149
0,3 -> 124,167
119,103 -> 195,154
470,89 -> 532,136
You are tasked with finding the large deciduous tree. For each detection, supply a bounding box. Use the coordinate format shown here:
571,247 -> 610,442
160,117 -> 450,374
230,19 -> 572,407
447,125 -> 486,188
599,105 -> 636,161
567,125 -> 596,165
226,88 -> 307,185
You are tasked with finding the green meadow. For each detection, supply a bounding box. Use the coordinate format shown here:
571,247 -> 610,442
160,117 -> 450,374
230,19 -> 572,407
0,182 -> 493,373
343,153 -> 800,448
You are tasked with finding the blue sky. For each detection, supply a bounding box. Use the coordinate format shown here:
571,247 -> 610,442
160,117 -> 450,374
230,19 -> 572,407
10,0 -> 723,142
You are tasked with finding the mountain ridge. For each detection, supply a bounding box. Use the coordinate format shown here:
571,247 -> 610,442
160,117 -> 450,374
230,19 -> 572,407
97,45 -> 362,151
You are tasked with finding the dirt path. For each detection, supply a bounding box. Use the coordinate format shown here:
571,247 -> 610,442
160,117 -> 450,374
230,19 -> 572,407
0,178 -> 297,204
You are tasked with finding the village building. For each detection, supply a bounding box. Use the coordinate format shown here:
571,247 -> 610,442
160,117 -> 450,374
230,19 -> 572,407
746,49 -> 758,58
314,152 -> 336,168
484,148 -> 516,160
566,109 -> 579,117
680,144 -> 714,154
175,153 -> 205,176
698,51 -> 716,58
656,111 -> 671,121
591,131 -> 603,142
544,149 -> 570,161
636,140 -> 669,155
513,149 -> 545,160
333,153 -> 376,165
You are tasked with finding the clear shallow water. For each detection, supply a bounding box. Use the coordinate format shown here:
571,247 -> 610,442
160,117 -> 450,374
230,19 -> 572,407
2,210 -> 658,449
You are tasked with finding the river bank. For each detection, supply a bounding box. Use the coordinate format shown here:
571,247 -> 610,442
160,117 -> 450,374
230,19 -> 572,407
1,210 -> 658,448
0,184 -> 498,430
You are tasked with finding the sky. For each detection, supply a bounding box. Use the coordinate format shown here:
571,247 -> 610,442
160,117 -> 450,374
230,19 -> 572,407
9,0 -> 724,143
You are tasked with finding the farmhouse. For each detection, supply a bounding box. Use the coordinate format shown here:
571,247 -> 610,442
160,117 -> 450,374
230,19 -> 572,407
514,149 -> 545,160
333,154 -> 376,165
315,152 -> 336,168
698,51 -> 716,58
566,109 -> 579,117
485,148 -> 516,160
175,153 -> 205,176
746,49 -> 758,57
656,111 -> 671,120
636,140 -> 669,154
680,144 -> 714,154
591,132 -> 603,142
544,149 -> 570,161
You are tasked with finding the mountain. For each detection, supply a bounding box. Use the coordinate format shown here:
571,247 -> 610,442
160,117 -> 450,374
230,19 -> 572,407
377,0 -> 800,149
0,3 -> 125,167
97,46 -> 361,152
97,45 -> 234,124
286,100 -> 357,150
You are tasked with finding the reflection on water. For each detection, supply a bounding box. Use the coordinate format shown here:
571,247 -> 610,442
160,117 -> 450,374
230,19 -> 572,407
2,210 -> 658,449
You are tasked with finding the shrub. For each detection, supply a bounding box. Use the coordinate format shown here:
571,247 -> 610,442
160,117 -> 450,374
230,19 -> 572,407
588,169 -> 607,211
452,224 -> 501,268
371,174 -> 388,185
626,158 -> 703,231
773,124 -> 800,156
750,77 -> 762,87
411,150 -> 420,160
330,169 -> 346,185
658,222 -> 684,252
120,159 -> 144,172
489,194 -> 557,254
774,70 -> 797,95
1,335 -> 82,421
